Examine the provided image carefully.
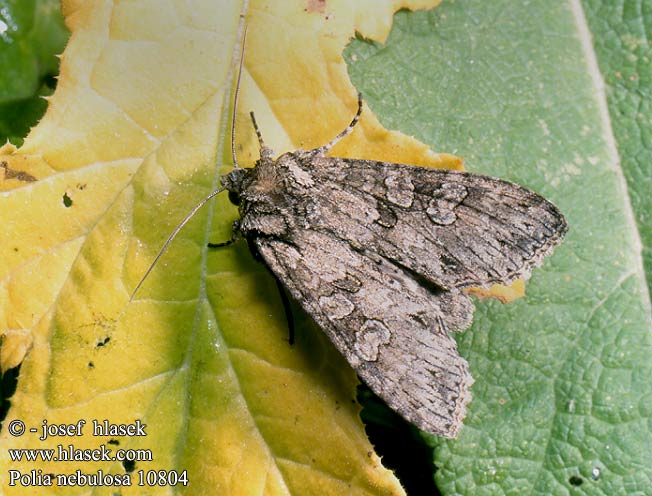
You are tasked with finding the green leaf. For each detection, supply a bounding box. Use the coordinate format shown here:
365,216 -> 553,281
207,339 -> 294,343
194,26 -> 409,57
347,1 -> 652,494
0,0 -> 68,145
581,0 -> 652,298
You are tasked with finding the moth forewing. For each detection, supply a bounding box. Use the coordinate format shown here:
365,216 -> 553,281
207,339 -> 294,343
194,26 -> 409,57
222,97 -> 567,437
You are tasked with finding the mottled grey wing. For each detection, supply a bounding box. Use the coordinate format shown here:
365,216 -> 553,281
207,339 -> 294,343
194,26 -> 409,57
255,230 -> 475,438
307,155 -> 567,290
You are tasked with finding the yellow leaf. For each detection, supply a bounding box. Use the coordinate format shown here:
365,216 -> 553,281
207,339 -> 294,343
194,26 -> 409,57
465,280 -> 526,304
0,0 -> 462,494
0,330 -> 33,374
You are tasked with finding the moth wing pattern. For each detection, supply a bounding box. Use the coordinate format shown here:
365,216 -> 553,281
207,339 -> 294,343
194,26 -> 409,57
225,98 -> 567,437
308,155 -> 568,290
255,229 -> 475,437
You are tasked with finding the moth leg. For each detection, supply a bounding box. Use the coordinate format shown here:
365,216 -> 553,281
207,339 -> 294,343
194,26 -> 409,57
312,92 -> 363,156
206,233 -> 295,343
207,222 -> 241,248
271,272 -> 295,345
207,238 -> 237,248
244,236 -> 297,345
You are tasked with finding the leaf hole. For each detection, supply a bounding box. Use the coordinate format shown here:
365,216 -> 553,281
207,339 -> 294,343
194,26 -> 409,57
122,459 -> 136,473
0,365 -> 21,425
568,475 -> 583,486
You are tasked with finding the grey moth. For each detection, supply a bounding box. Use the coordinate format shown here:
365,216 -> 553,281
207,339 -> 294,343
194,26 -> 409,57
216,95 -> 567,437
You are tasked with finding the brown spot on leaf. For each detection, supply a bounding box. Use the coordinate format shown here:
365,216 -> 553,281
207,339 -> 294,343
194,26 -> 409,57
305,0 -> 326,14
1,161 -> 37,182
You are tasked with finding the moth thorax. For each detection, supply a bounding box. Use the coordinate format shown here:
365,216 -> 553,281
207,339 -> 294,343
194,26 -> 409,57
275,153 -> 315,190
246,156 -> 281,194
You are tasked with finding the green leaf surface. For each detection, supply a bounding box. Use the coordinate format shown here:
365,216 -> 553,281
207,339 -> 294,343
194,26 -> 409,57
581,0 -> 652,301
346,1 -> 652,494
0,0 -> 68,145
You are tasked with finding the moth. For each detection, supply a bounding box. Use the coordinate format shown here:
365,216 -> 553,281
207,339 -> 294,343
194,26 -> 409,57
227,97 -> 567,437
136,93 -> 567,438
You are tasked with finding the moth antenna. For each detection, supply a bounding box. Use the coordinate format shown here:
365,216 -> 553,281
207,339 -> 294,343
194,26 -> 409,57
315,92 -> 363,155
249,111 -> 264,147
130,186 -> 226,301
231,25 -> 248,169
131,23 -> 249,301
250,111 -> 274,159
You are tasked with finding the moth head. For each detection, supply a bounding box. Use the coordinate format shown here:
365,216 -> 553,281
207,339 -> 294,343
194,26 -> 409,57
222,162 -> 284,214
221,168 -> 250,206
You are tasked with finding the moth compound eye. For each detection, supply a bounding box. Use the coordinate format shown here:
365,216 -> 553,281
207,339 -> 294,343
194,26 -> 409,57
228,190 -> 241,206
